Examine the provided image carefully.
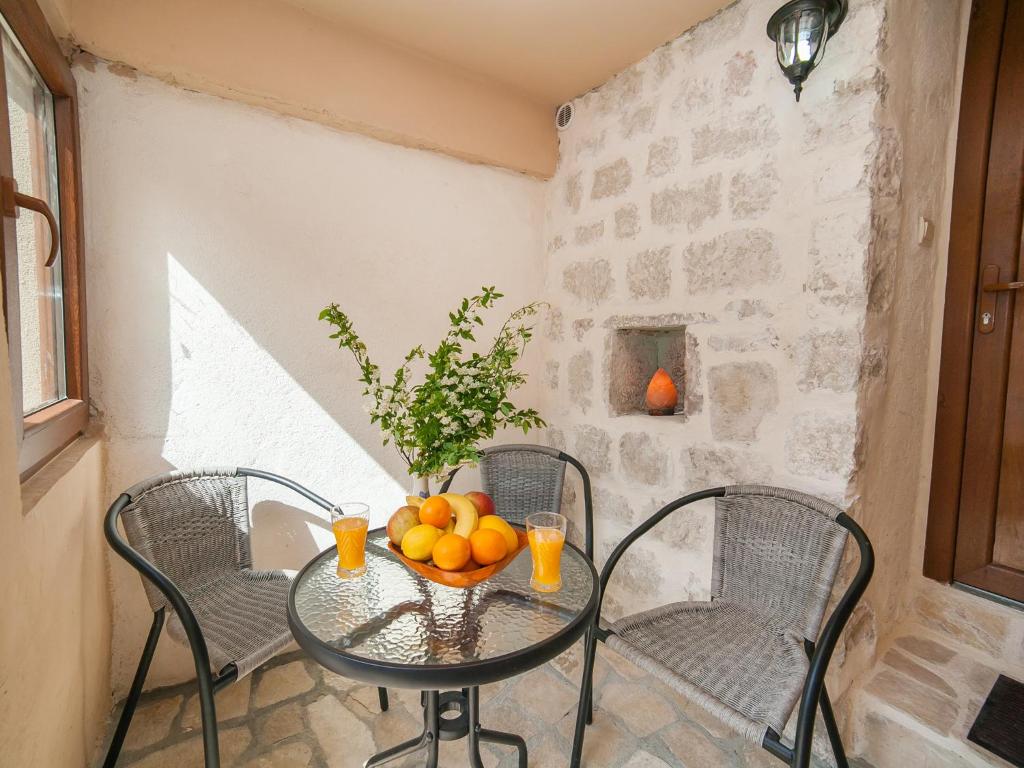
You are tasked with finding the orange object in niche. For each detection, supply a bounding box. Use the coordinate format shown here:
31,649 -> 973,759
645,368 -> 678,416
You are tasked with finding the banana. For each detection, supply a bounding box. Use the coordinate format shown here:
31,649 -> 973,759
405,495 -> 425,508
444,519 -> 455,535
441,492 -> 479,538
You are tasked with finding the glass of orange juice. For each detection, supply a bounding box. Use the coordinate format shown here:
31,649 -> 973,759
331,503 -> 369,579
526,512 -> 567,593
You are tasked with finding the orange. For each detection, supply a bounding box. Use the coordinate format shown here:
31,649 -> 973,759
418,495 -> 452,528
469,528 -> 508,565
432,533 -> 471,571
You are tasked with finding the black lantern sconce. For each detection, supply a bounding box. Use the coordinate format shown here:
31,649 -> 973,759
766,0 -> 847,101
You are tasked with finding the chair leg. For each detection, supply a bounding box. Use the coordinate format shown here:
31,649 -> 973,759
569,630 -> 598,768
378,687 -> 389,712
195,659 -> 221,767
102,609 -> 165,768
819,683 -> 849,768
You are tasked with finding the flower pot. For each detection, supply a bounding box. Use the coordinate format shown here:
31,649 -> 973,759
645,368 -> 678,416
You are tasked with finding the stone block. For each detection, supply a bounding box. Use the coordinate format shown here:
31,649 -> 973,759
672,75 -> 714,115
723,50 -> 757,96
794,327 -> 862,392
692,106 -> 778,162
254,701 -> 304,746
864,669 -> 960,736
785,410 -> 856,480
543,306 -> 564,342
573,424 -> 611,476
650,501 -> 710,551
708,331 -> 779,353
615,204 -> 640,239
568,349 -> 594,411
565,172 -> 582,213
682,444 -> 772,487
729,162 -> 779,219
708,362 -> 778,442
253,661 -> 315,709
547,234 -> 565,254
893,635 -> 956,665
725,299 -> 774,319
913,592 -> 1008,656
881,650 -> 958,699
593,487 -> 635,526
307,694 -> 375,768
619,432 -> 669,485
592,158 -> 633,199
646,136 -> 679,178
660,721 -> 733,767
543,360 -> 559,390
563,259 -> 614,306
546,427 -> 566,452
683,228 -> 780,294
651,174 -> 721,232
814,144 -> 870,202
651,45 -> 675,83
598,682 -> 676,737
124,695 -> 183,751
807,210 -> 870,308
598,66 -> 645,113
628,247 -> 672,301
572,318 -> 594,341
621,104 -> 657,139
243,742 -> 313,768
575,220 -> 605,245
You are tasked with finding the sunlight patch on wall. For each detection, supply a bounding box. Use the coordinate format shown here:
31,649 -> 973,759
164,252 -> 403,556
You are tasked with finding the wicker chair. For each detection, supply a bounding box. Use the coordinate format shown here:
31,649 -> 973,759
102,467 -> 389,768
570,485 -> 873,768
439,443 -> 594,559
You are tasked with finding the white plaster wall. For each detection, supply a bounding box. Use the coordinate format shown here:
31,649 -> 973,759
540,0 -> 887,629
78,61 -> 546,693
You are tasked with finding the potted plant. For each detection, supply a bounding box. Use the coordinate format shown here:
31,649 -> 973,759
319,287 -> 545,495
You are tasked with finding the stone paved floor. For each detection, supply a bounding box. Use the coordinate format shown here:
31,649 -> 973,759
105,644 -> 854,768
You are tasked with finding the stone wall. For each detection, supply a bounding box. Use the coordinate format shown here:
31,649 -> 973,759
540,0 -> 889,663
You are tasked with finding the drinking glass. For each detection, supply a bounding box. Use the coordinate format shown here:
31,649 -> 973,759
526,512 -> 567,593
331,503 -> 369,578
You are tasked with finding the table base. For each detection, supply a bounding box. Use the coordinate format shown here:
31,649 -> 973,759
364,687 -> 527,768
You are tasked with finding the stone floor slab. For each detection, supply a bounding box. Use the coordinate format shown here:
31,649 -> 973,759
182,677 -> 252,730
253,662 -> 316,709
123,695 -> 183,752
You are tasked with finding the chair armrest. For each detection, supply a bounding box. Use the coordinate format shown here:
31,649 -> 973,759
237,467 -> 335,511
596,488 -> 725,627
791,512 -> 874,768
104,494 -> 217,677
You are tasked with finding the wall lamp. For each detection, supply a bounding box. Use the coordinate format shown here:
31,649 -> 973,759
766,0 -> 848,100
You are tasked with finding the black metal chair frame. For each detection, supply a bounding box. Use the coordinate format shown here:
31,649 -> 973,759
102,467 -> 389,768
569,487 -> 874,768
439,444 -> 595,561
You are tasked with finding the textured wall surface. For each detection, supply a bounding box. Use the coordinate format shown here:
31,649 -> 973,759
78,61 -> 545,694
540,0 -> 889,638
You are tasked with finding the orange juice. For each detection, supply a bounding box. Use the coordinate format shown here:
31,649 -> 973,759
333,516 -> 368,577
528,528 -> 565,593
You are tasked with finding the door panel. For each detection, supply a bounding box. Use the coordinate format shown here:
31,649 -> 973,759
953,0 -> 1024,602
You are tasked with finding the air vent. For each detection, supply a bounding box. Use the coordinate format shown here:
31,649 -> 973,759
555,102 -> 574,131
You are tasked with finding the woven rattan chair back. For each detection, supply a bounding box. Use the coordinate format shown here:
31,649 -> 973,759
478,445 -> 567,527
120,469 -> 250,612
712,485 -> 849,641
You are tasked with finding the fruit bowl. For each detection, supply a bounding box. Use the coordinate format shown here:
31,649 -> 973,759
387,527 -> 529,589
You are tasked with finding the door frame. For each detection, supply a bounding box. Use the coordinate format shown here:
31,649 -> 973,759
925,0 -> 1013,585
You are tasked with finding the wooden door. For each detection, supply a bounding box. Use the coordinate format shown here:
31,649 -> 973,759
928,0 -> 1024,603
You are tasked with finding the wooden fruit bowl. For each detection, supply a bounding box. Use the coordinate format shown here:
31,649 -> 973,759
387,527 -> 529,589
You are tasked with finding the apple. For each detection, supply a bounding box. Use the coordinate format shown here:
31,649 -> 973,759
465,491 -> 495,517
387,506 -> 421,546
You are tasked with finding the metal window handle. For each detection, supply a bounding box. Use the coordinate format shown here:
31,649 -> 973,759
0,174 -> 58,267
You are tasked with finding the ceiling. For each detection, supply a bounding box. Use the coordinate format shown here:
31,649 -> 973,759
278,0 -> 734,105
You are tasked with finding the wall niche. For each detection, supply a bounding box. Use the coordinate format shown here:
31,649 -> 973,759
608,326 -> 687,417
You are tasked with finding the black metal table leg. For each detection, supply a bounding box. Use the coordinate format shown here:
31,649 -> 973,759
467,687 -> 527,768
364,690 -> 440,768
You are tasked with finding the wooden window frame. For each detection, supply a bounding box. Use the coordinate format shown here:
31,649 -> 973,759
0,0 -> 87,481
924,0 -> 1009,584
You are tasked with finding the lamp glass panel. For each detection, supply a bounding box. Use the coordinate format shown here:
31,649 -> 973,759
776,14 -> 798,67
795,8 -> 825,63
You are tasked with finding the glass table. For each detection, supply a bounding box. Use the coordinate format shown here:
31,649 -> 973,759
288,528 -> 598,768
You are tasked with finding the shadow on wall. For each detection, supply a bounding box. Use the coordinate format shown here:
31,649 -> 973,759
81,60 -> 543,693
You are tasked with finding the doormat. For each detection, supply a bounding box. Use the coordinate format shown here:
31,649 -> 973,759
968,674 -> 1024,767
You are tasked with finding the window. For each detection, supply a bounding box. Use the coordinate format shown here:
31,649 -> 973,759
0,0 -> 86,480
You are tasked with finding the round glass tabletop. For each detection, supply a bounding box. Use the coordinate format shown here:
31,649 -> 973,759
288,529 -> 598,689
